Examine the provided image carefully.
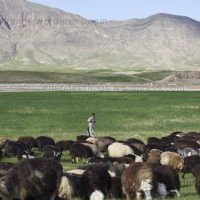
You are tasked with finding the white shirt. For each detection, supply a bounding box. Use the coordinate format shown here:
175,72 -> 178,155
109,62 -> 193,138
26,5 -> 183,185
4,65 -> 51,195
87,116 -> 95,124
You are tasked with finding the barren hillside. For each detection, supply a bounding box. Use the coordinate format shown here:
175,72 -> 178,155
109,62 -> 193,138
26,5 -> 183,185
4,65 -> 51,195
0,0 -> 200,73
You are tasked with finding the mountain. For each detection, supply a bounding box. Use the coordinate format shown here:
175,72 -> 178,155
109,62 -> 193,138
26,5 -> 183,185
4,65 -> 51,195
0,0 -> 200,73
103,13 -> 200,71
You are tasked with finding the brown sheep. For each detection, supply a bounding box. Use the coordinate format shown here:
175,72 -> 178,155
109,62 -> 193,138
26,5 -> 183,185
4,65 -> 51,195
17,136 -> 37,150
153,164 -> 180,197
96,137 -> 115,152
126,138 -> 146,153
56,140 -> 74,151
85,137 -> 115,152
0,158 -> 63,200
192,164 -> 200,195
147,151 -> 161,164
36,136 -> 55,151
160,152 -> 184,171
121,162 -> 156,200
76,135 -> 90,142
174,137 -> 200,150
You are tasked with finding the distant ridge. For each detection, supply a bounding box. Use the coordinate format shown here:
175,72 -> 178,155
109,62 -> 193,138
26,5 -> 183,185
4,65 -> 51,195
0,0 -> 200,73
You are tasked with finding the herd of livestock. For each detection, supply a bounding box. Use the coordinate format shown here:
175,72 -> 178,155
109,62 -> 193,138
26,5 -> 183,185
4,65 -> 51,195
1,131 -> 200,199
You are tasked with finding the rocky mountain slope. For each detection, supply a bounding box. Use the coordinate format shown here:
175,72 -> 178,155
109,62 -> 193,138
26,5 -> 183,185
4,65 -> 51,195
0,0 -> 200,72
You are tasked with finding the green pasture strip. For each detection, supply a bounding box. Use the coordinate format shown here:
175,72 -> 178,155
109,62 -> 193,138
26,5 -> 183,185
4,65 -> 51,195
0,91 -> 200,141
0,70 -> 173,83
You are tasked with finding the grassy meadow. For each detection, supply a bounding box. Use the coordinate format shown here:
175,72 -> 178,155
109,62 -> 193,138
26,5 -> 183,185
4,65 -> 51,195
0,91 -> 200,140
0,91 -> 200,199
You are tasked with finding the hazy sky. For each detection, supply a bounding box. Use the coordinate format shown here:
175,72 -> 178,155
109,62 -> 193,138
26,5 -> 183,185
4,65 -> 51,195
29,0 -> 200,21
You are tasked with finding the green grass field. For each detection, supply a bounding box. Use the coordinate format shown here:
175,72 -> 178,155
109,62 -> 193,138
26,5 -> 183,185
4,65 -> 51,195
0,91 -> 200,140
0,91 -> 200,199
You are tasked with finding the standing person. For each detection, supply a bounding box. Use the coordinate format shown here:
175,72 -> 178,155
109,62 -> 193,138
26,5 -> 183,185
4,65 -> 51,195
87,113 -> 96,137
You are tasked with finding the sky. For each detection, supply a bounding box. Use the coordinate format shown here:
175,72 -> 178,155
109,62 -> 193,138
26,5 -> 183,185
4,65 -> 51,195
29,0 -> 200,21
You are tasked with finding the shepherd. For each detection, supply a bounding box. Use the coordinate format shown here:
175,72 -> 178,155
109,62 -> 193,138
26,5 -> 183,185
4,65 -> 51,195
87,113 -> 96,137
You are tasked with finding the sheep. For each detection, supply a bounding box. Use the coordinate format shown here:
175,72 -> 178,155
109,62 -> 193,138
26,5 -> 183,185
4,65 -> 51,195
126,138 -> 146,153
192,164 -> 200,195
76,135 -> 90,142
58,173 -> 82,200
161,131 -> 185,144
121,162 -> 156,200
0,157 -> 63,200
17,136 -> 37,150
165,146 -> 178,153
147,137 -> 161,145
3,140 -> 32,160
186,131 -> 200,139
102,136 -> 116,142
58,174 -> 105,200
174,138 -> 200,150
160,151 -> 184,171
180,135 -> 200,142
0,162 -> 15,177
109,177 -> 123,199
146,143 -> 166,152
96,137 -> 115,152
36,136 -> 55,151
79,165 -> 112,200
42,145 -> 62,160
82,143 -> 104,158
126,138 -> 144,144
86,137 -> 97,144
66,165 -> 117,178
79,162 -> 126,178
108,142 -> 134,157
107,161 -> 126,177
169,131 -> 185,137
126,143 -> 143,156
86,136 -> 115,153
153,164 -> 180,198
146,143 -> 176,153
149,149 -> 163,153
126,154 -> 143,162
182,155 -> 200,179
56,140 -> 74,151
147,151 -> 161,164
58,175 -> 73,200
69,143 -> 93,164
177,147 -> 199,158
130,143 -> 146,154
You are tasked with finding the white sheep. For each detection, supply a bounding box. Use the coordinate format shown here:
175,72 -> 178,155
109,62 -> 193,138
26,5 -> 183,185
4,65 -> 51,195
160,151 -> 184,170
108,142 -> 134,157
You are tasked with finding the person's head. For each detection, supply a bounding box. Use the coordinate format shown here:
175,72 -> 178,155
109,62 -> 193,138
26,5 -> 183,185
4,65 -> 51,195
91,113 -> 95,116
